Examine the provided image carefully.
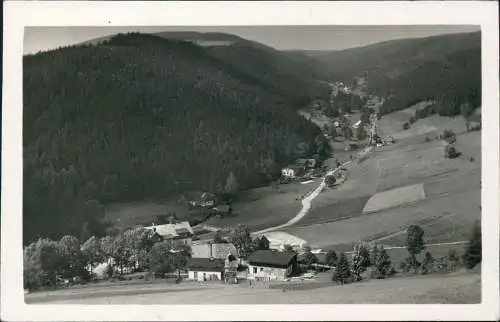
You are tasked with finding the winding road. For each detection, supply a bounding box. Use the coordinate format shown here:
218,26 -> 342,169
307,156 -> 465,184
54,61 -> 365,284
252,160 -> 352,236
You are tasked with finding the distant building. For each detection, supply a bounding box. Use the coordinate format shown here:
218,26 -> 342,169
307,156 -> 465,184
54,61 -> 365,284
352,120 -> 362,129
247,250 -> 298,281
145,221 -> 194,247
281,165 -> 305,178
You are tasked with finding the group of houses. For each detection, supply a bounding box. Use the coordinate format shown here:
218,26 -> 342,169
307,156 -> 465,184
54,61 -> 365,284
142,222 -> 329,284
281,158 -> 317,179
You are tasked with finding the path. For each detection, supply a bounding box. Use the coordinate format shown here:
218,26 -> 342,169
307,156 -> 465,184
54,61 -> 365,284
252,160 -> 351,236
344,241 -> 469,254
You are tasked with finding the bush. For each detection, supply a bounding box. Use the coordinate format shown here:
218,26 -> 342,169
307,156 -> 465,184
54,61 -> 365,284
325,175 -> 336,188
425,137 -> 431,142
409,116 -> 416,124
402,122 -> 410,130
442,129 -> 457,144
445,144 -> 461,159
469,157 -> 475,162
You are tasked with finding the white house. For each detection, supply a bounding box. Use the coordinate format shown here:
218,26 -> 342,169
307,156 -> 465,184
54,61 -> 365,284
187,257 -> 225,282
281,165 -> 305,178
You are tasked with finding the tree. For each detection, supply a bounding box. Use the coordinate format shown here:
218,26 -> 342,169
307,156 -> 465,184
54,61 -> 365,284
325,175 -> 336,188
80,222 -> 91,244
58,235 -> 86,280
351,241 -> 371,281
225,172 -> 239,196
171,245 -> 192,278
463,220 -> 481,269
325,250 -> 338,267
460,102 -> 475,130
406,225 -> 426,273
447,249 -> 460,272
81,236 -> 103,274
370,244 -> 380,267
23,238 -> 62,289
374,246 -> 392,279
445,144 -> 460,159
229,224 -> 253,257
356,125 -> 367,140
332,252 -> 351,285
442,129 -> 457,144
148,241 -> 174,278
421,252 -> 434,274
213,230 -> 225,244
301,249 -> 318,268
253,236 -> 270,250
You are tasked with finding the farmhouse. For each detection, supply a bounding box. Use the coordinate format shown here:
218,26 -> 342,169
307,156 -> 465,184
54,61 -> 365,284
191,242 -> 238,260
187,257 -> 225,282
247,250 -> 298,281
145,221 -> 194,246
281,165 -> 305,178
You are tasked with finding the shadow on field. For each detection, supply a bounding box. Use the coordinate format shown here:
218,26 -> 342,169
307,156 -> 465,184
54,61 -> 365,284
25,284 -> 214,304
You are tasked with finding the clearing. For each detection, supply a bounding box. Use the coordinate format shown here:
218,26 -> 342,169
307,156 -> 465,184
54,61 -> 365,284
362,183 -> 426,213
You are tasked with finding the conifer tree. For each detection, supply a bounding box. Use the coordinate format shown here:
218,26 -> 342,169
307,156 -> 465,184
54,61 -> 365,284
332,252 -> 351,285
463,220 -> 481,269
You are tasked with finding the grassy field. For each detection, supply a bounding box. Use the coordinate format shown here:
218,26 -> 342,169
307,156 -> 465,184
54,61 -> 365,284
105,179 -> 316,231
283,127 -> 480,250
25,270 -> 480,304
204,181 -> 314,231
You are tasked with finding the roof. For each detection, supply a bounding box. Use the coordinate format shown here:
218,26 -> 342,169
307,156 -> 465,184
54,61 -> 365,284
247,250 -> 297,268
191,243 -> 238,259
145,221 -> 194,238
187,258 -> 225,272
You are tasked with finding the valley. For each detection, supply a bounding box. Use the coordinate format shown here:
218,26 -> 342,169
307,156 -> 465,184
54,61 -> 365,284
23,29 -> 482,305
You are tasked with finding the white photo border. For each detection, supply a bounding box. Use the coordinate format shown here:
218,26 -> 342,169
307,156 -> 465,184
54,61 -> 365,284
2,1 -> 499,321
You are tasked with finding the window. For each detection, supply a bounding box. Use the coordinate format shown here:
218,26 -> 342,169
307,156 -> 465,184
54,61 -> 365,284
253,267 -> 257,274
260,267 -> 264,272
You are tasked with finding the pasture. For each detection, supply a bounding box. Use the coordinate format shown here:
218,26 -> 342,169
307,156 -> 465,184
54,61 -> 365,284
25,270 -> 480,304
362,183 -> 426,213
284,130 -> 480,250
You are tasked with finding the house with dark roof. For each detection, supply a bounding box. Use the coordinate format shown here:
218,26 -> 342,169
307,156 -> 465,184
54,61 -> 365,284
144,221 -> 194,247
247,250 -> 298,281
187,257 -> 225,282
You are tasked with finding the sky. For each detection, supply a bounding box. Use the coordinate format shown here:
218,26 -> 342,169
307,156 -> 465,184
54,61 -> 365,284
24,25 -> 479,55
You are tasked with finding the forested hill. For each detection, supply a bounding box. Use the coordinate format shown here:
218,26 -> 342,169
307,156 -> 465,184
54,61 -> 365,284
314,31 -> 481,115
23,33 -> 331,244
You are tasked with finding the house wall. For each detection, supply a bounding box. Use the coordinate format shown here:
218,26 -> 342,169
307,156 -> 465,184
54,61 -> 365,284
247,265 -> 290,281
188,270 -> 222,282
281,168 -> 295,177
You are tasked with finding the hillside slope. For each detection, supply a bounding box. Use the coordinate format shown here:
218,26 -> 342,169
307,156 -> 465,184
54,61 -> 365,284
315,32 -> 481,115
23,33 -> 330,244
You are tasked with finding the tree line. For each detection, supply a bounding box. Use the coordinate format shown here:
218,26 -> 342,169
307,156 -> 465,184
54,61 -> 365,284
23,33 -> 331,245
23,222 -> 270,291
323,221 -> 481,285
